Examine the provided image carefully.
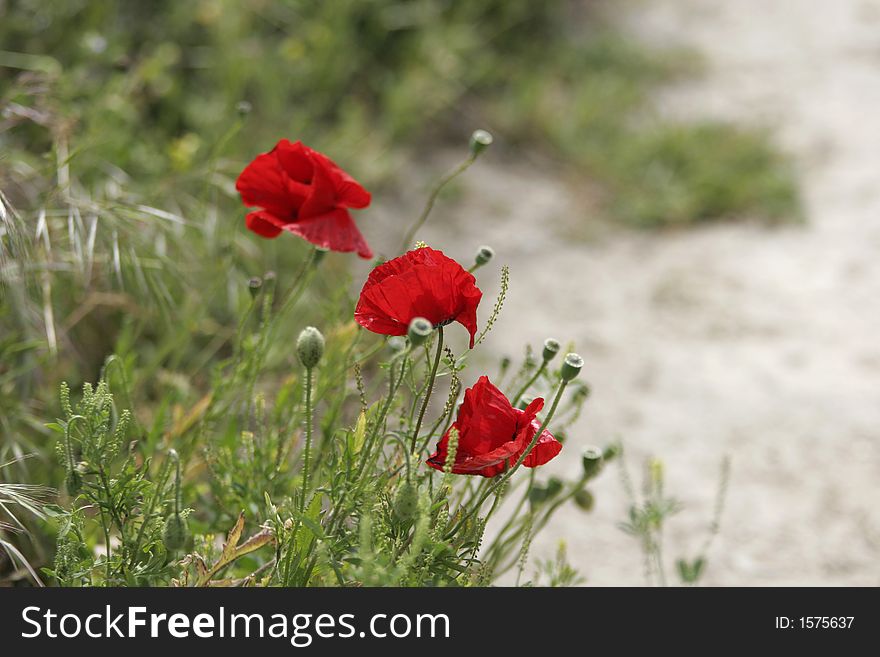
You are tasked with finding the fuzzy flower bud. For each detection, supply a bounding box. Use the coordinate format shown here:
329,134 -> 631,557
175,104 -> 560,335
542,338 -> 561,362
236,100 -> 252,116
296,326 -> 325,369
162,513 -> 189,551
407,317 -> 433,347
560,353 -> 584,382
393,480 -> 419,523
469,129 -> 493,157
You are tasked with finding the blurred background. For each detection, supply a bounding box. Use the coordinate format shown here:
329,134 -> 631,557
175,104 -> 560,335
2,0 -> 879,584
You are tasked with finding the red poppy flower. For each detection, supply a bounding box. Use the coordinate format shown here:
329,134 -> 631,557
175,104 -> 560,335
354,246 -> 482,347
236,139 -> 373,258
426,376 -> 562,477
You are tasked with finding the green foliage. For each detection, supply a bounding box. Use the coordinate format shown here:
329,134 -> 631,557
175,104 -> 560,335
618,448 -> 731,586
1,1 -> 797,227
44,379 -> 186,585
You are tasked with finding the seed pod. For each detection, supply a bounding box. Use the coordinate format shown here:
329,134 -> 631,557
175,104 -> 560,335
162,513 -> 189,551
469,129 -> 493,157
296,326 -> 325,369
247,276 -> 262,299
560,353 -> 584,382
393,481 -> 419,523
542,338 -> 561,362
573,488 -> 594,512
475,245 -> 494,267
581,446 -> 603,480
407,317 -> 433,347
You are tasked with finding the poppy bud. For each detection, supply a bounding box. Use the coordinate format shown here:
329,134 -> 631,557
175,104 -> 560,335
296,326 -> 325,369
387,336 -> 407,352
602,443 -> 621,462
528,484 -> 548,506
582,446 -> 603,480
545,477 -> 564,498
236,100 -> 252,116
474,245 -> 494,267
542,338 -> 560,362
407,317 -> 433,346
263,270 -> 277,286
469,129 -> 493,157
500,356 -> 511,373
393,480 -> 419,523
560,353 -> 584,381
65,469 -> 82,496
247,276 -> 262,299
162,513 -> 189,551
573,488 -> 594,512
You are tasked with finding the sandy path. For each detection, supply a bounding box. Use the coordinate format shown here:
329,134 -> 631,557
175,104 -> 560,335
371,0 -> 880,585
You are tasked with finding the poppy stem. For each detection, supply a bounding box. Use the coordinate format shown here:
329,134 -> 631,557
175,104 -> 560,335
300,367 -> 314,513
511,361 -> 547,407
399,156 -> 476,253
411,326 -> 444,454
446,379 -> 568,540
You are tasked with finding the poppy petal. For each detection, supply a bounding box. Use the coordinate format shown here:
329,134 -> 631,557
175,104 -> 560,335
284,208 -> 373,259
245,211 -> 284,238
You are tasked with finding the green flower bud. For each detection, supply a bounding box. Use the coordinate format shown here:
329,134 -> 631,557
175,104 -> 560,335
387,336 -> 407,352
573,488 -> 594,512
560,353 -> 584,382
65,469 -> 82,496
393,480 -> 419,523
581,446 -> 603,480
296,326 -> 325,369
602,443 -> 621,462
247,276 -> 262,299
469,129 -> 493,157
407,317 -> 433,347
475,245 -> 494,267
542,338 -> 561,362
528,484 -> 548,506
545,477 -> 564,498
162,513 -> 189,551
236,100 -> 252,116
500,356 -> 511,372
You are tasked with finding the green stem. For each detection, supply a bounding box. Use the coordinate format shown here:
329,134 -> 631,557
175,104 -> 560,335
511,362 -> 547,407
300,367 -> 314,513
399,157 -> 476,253
411,327 -> 443,454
